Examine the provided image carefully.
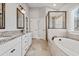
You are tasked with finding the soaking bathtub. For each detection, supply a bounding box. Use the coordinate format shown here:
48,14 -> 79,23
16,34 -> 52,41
48,38 -> 79,56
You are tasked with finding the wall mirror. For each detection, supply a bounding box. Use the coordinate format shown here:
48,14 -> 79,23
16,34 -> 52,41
48,11 -> 66,29
26,17 -> 29,32
17,8 -> 24,29
0,3 -> 5,29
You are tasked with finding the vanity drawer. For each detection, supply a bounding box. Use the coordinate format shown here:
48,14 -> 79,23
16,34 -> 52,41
9,42 -> 21,56
0,39 -> 17,55
1,42 -> 21,56
0,37 -> 21,56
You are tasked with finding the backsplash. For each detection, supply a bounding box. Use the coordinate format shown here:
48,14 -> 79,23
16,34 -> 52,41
48,29 -> 67,41
0,30 -> 22,37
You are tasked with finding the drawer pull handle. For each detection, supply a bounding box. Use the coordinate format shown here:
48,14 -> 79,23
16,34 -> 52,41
11,49 -> 15,53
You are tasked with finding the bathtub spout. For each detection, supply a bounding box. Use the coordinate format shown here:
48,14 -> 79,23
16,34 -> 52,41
52,36 -> 57,40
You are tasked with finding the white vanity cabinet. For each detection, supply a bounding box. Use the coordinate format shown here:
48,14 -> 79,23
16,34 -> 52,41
0,37 -> 21,56
0,33 -> 32,56
9,37 -> 21,56
9,42 -> 21,56
2,42 -> 21,56
21,33 -> 32,56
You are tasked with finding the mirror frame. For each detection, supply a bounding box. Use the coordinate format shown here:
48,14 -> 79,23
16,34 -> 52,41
48,11 -> 66,29
17,8 -> 24,29
0,3 -> 5,29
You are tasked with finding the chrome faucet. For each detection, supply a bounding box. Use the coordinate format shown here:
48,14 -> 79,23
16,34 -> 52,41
52,36 -> 57,40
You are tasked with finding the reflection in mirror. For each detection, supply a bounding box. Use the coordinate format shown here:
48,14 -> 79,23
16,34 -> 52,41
74,8 -> 79,30
17,8 -> 24,29
26,17 -> 28,32
48,11 -> 66,29
0,3 -> 5,29
26,17 -> 30,33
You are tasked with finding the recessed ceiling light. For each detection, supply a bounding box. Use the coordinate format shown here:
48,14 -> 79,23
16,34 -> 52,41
53,3 -> 56,6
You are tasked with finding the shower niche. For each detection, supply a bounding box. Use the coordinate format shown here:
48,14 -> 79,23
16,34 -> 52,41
48,11 -> 66,29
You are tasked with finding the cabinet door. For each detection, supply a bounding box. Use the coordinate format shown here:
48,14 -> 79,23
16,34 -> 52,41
9,37 -> 21,56
22,47 -> 26,56
21,36 -> 27,56
1,44 -> 20,56
0,38 -> 18,55
0,36 -> 21,56
9,47 -> 17,56
21,33 -> 32,56
9,43 -> 20,56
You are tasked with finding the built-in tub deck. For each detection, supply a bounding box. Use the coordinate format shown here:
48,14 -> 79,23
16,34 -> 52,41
49,38 -> 79,56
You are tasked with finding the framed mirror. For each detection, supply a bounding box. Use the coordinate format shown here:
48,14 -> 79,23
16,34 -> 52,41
17,8 -> 24,29
26,17 -> 29,32
0,3 -> 5,29
48,11 -> 66,29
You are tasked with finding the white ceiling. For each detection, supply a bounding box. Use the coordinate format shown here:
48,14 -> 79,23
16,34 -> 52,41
27,3 -> 79,10
27,3 -> 67,10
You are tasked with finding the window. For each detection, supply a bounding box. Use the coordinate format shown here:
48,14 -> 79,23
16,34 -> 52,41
74,8 -> 79,30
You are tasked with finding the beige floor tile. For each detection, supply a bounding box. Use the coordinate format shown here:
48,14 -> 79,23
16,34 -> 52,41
25,39 -> 51,56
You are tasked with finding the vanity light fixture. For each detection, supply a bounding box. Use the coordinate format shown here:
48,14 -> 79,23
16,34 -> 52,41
19,5 -> 25,14
53,3 -> 56,6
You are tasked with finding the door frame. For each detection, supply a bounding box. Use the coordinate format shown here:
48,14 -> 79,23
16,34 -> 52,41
46,15 -> 48,41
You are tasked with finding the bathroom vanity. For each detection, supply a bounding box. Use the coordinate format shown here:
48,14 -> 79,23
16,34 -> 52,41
0,32 -> 32,56
21,33 -> 32,56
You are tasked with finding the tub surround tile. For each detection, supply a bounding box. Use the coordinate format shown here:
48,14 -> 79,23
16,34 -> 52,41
48,29 -> 67,41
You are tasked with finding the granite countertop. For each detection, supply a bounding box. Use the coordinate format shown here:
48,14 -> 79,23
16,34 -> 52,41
0,33 -> 25,45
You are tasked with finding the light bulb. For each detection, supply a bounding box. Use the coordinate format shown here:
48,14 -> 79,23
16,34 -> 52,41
21,9 -> 25,14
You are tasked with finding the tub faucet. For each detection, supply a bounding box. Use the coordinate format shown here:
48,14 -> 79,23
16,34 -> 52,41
52,36 -> 57,40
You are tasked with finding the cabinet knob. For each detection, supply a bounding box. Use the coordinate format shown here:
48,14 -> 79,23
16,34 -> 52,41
10,49 -> 15,53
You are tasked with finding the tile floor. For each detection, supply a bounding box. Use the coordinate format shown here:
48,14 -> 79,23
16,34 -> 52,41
25,39 -> 51,56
